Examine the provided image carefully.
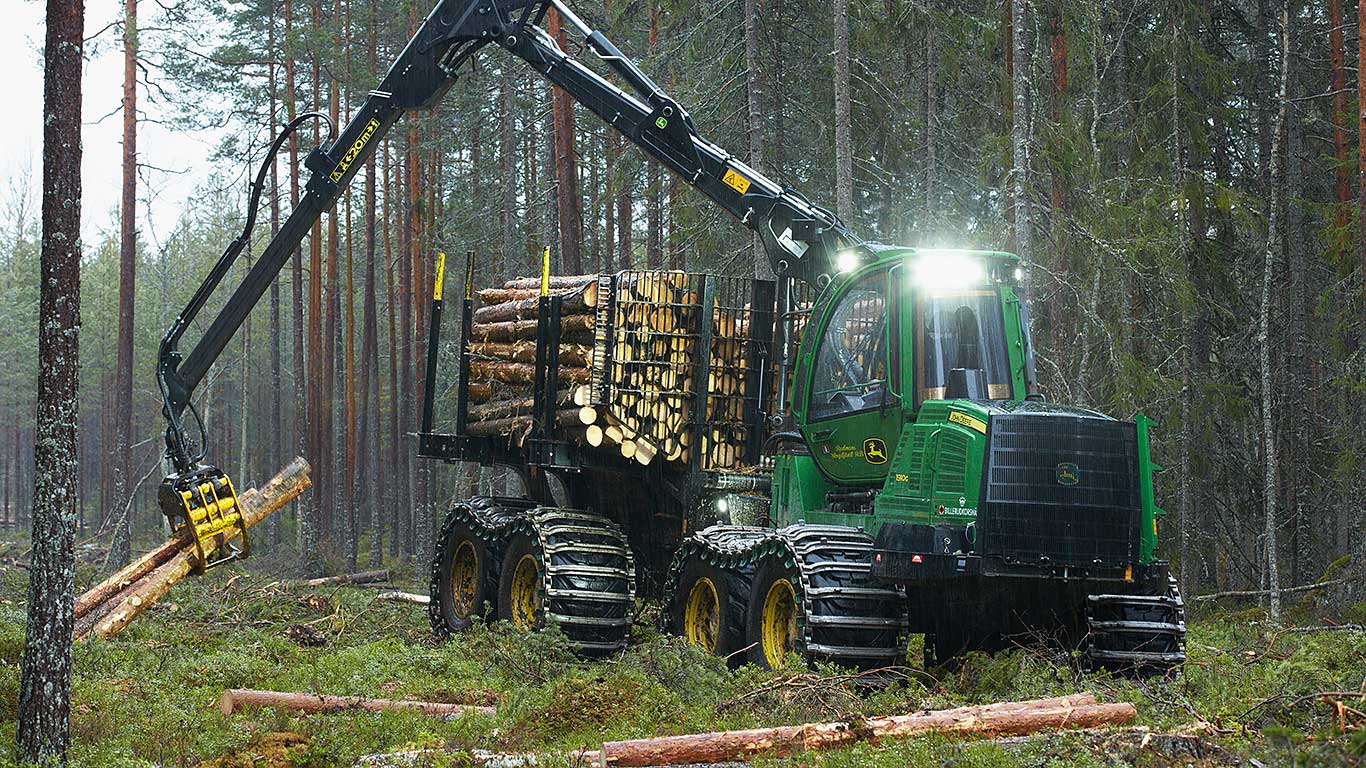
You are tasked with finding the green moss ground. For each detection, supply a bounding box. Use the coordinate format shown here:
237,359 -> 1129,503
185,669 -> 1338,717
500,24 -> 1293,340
0,554 -> 1361,767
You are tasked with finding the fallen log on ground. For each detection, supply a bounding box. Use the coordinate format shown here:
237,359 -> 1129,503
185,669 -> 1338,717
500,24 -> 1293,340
376,591 -> 430,605
1190,577 -> 1350,602
219,689 -> 495,719
593,693 -> 1131,766
355,693 -> 1131,767
297,569 -> 390,588
74,458 -> 312,641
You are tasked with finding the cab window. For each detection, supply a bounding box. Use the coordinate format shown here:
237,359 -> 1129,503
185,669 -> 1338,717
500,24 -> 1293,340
916,290 -> 1012,402
808,271 -> 892,421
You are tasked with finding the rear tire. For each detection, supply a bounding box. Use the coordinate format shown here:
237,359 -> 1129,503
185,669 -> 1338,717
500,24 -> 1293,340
496,533 -> 544,632
430,521 -> 493,635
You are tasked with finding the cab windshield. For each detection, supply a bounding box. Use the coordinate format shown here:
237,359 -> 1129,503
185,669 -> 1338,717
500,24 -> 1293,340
807,270 -> 891,421
915,289 -> 1012,402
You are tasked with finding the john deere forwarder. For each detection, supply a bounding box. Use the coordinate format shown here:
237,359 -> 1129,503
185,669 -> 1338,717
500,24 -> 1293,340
154,0 -> 1186,673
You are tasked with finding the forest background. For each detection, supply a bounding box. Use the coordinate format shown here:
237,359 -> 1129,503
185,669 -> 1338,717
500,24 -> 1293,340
1,0 -> 1362,606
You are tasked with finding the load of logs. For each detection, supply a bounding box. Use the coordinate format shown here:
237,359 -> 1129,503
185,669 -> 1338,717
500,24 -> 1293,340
464,272 -> 762,470
72,458 -> 312,641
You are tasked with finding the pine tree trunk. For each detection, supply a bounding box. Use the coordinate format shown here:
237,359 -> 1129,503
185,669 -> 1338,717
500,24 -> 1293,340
499,62 -> 518,275
286,0 -> 306,551
645,4 -> 662,269
107,0 -> 137,570
924,0 -> 937,228
400,103 -> 418,559
384,143 -> 402,559
616,134 -> 632,268
1170,3 -> 1194,597
1259,0 -> 1292,625
18,0 -> 83,756
303,2 -> 324,574
362,0 -> 382,567
1359,0 -> 1366,346
743,0 -> 768,278
548,10 -> 583,274
323,0 -> 341,553
833,0 -> 853,222
1330,0 -> 1350,233
1011,0 -> 1031,286
268,1 -> 284,548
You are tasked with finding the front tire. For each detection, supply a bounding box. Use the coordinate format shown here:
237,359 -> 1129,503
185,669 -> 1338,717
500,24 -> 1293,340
745,557 -> 801,669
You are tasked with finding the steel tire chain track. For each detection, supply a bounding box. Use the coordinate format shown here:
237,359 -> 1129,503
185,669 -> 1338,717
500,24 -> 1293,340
428,497 -> 636,655
515,506 -> 636,656
1084,574 -> 1187,675
428,495 -> 537,638
667,524 -> 908,667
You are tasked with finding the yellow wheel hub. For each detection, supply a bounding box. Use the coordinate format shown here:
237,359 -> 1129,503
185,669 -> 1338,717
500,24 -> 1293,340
760,578 -> 798,668
683,577 -> 721,652
509,554 -> 542,632
449,540 -> 479,619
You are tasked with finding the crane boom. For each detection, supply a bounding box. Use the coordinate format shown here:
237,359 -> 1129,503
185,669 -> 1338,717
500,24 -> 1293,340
156,0 -> 864,549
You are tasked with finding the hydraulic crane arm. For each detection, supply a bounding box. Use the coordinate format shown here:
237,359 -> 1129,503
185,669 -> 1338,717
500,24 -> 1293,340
156,0 -> 863,559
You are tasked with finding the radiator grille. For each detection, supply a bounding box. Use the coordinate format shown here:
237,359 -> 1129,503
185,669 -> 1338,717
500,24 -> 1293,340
980,414 -> 1140,566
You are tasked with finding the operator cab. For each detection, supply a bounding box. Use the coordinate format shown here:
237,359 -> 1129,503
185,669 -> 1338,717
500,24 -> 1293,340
794,248 -> 1032,483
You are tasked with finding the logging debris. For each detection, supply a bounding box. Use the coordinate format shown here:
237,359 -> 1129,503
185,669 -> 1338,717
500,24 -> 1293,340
218,689 -> 496,719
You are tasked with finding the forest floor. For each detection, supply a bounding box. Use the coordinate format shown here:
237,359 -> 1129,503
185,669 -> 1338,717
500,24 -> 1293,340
0,542 -> 1362,767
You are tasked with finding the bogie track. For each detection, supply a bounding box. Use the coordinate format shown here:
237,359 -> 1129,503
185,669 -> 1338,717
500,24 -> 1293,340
668,524 -> 907,669
1084,574 -> 1187,676
430,497 -> 636,655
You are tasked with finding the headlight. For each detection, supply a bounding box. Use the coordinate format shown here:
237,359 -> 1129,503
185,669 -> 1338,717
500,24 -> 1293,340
836,249 -> 862,273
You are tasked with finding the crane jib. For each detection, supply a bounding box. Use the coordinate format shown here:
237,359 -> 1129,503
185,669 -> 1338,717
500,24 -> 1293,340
156,0 -> 861,473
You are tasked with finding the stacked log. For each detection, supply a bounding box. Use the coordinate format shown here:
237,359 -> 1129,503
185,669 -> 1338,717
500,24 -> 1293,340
463,271 -> 765,469
463,275 -> 600,446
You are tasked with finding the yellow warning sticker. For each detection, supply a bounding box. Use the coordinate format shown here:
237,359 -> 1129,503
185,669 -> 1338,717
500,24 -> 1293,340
948,411 -> 987,434
722,169 -> 751,195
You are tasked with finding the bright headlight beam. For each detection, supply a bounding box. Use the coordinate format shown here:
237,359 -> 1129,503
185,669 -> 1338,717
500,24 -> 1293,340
836,249 -> 862,273
912,249 -> 984,291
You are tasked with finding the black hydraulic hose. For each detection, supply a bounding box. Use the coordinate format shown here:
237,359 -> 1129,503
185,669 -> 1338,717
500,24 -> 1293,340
159,111 -> 336,469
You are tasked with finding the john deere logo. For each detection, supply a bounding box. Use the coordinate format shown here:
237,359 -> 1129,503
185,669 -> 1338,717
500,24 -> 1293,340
863,438 -> 889,465
1056,462 -> 1080,486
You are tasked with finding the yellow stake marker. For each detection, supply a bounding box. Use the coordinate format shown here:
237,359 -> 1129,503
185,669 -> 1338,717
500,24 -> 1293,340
540,246 -> 551,297
433,251 -> 447,301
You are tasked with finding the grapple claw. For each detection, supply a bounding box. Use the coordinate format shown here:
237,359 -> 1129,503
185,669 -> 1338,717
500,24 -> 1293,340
158,465 -> 249,572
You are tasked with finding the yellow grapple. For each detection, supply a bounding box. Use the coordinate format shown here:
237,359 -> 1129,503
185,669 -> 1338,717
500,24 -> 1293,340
158,466 -> 250,571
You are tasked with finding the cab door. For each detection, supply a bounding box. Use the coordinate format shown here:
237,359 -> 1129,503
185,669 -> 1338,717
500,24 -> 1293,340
797,266 -> 903,484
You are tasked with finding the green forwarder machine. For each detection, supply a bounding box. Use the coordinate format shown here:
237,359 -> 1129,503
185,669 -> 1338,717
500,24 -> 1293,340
151,0 -> 1185,674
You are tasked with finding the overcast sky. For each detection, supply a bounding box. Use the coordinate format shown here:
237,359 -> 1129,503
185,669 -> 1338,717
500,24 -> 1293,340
7,0 -> 224,246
